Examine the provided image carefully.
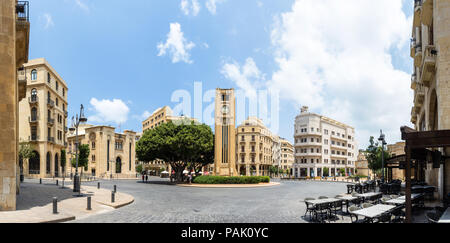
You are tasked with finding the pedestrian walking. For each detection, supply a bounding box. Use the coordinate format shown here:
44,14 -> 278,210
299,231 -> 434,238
145,174 -> 148,183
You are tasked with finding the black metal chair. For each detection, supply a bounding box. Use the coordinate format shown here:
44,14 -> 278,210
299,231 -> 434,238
330,200 -> 344,220
426,212 -> 440,224
375,213 -> 392,223
314,203 -> 331,223
348,206 -> 362,223
391,205 -> 405,223
424,187 -> 435,201
347,184 -> 355,194
304,198 -> 315,219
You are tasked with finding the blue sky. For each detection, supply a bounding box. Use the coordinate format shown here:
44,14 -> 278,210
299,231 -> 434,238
29,0 -> 414,149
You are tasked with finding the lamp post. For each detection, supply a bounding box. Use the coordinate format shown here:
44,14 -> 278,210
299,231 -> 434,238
378,130 -> 387,184
69,105 -> 87,193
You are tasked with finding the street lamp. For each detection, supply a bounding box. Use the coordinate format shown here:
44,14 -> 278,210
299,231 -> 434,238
378,130 -> 387,184
69,104 -> 87,193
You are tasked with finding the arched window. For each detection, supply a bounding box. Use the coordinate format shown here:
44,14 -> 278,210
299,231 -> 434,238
31,69 -> 37,80
29,151 -> 40,175
31,88 -> 37,102
116,157 -> 122,174
46,152 -> 51,174
54,153 -> 59,177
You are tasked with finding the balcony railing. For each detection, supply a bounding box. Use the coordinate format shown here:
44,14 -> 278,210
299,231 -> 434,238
29,116 -> 39,123
47,118 -> 55,125
29,135 -> 39,142
414,0 -> 422,9
29,95 -> 38,104
47,137 -> 55,143
47,99 -> 55,107
421,45 -> 437,87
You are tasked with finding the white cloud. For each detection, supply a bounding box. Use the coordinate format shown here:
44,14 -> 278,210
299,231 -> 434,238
43,13 -> 54,29
221,0 -> 413,148
181,0 -> 201,16
88,98 -> 130,125
221,58 -> 265,99
157,22 -> 196,64
206,0 -> 226,15
74,0 -> 89,13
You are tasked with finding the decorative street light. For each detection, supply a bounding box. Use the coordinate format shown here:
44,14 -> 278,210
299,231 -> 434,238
69,104 -> 87,193
378,130 -> 387,184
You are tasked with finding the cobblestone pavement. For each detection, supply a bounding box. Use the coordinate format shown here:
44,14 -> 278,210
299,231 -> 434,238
72,178 -> 349,223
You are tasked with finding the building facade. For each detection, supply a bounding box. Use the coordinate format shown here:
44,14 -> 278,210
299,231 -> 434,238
387,142 -> 406,181
0,0 -> 30,211
142,106 -> 197,132
67,124 -> 136,179
236,117 -> 274,176
292,106 -> 358,178
19,58 -> 69,179
355,150 -> 373,178
409,0 -> 450,198
214,88 -> 237,176
280,138 -> 294,171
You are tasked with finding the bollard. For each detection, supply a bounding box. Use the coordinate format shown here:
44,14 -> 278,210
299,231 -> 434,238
87,196 -> 92,210
61,180 -> 64,189
114,185 -> 117,193
40,178 -> 42,184
97,182 -> 100,189
53,197 -> 58,214
111,191 -> 115,203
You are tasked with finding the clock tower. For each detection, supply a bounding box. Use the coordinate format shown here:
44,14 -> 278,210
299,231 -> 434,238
214,88 -> 237,176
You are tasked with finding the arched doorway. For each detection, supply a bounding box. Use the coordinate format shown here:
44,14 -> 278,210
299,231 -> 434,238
29,151 -> 40,175
116,157 -> 122,174
54,153 -> 59,177
239,165 -> 246,176
46,152 -> 51,175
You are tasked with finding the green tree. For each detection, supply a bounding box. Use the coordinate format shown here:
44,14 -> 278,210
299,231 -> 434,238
71,144 -> 90,171
136,164 -> 143,174
366,136 -> 390,178
60,149 -> 67,170
323,167 -> 329,177
339,168 -> 346,176
136,120 -> 214,182
18,141 -> 35,174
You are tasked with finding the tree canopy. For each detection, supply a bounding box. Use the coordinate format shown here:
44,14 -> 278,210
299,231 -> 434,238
71,144 -> 90,171
136,120 -> 214,182
365,136 -> 390,176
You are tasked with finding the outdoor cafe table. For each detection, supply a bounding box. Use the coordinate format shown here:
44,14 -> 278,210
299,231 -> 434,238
340,195 -> 359,213
352,204 -> 396,220
439,207 -> 450,223
307,198 -> 342,206
357,192 -> 382,202
386,194 -> 424,205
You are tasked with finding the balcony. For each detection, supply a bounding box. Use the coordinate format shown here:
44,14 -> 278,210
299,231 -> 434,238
296,152 -> 322,157
29,116 -> 39,123
64,126 -> 68,132
64,110 -> 68,117
47,137 -> 55,143
29,95 -> 38,104
411,73 -> 417,90
413,83 -> 426,109
414,0 -> 422,12
411,107 -> 418,124
29,135 -> 39,142
410,38 -> 416,58
421,45 -> 437,87
15,1 -> 30,68
414,43 -> 423,67
47,118 -> 55,125
47,99 -> 55,108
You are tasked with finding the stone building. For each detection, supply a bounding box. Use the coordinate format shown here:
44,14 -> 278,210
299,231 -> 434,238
214,89 -> 237,176
387,142 -> 406,181
355,150 -> 373,178
0,0 -> 30,211
142,106 -> 197,132
280,138 -> 294,171
236,117 -> 275,176
18,58 -> 68,179
292,106 -> 358,178
67,124 -> 136,179
409,0 -> 450,197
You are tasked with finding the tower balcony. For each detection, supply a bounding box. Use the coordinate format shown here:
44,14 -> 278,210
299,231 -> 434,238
47,99 -> 55,108
414,84 -> 426,110
47,118 -> 55,126
421,45 -> 437,87
414,43 -> 423,67
15,1 -> 30,68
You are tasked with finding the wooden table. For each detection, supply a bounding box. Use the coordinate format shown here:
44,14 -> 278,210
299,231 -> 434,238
352,204 -> 395,219
439,208 -> 450,223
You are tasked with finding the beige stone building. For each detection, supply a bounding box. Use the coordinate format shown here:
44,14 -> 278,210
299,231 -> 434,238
236,117 -> 275,176
355,150 -> 374,178
293,106 -> 358,178
387,142 -> 406,181
409,0 -> 450,198
142,106 -> 197,132
0,0 -> 30,211
18,58 -> 69,179
280,138 -> 294,171
67,124 -> 136,179
214,88 -> 237,176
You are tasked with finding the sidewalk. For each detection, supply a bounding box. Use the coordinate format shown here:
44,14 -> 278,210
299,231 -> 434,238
0,182 -> 134,223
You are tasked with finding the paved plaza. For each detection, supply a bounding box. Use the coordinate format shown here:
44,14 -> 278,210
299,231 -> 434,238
73,178 -> 348,223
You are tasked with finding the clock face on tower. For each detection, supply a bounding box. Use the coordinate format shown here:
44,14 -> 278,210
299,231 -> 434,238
221,105 -> 230,115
